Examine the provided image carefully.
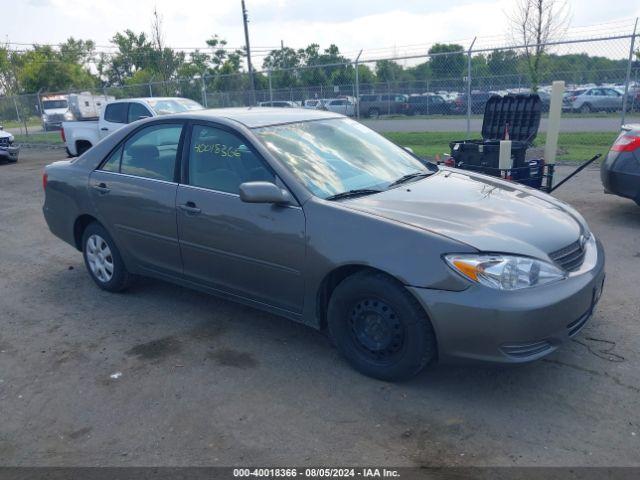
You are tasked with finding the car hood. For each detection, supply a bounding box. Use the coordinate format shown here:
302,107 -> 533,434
343,169 -> 586,260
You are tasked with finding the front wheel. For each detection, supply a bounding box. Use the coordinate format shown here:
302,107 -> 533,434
580,103 -> 592,114
82,222 -> 131,292
327,271 -> 437,381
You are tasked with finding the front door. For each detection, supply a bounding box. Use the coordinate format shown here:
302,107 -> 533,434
89,122 -> 185,276
176,123 -> 306,314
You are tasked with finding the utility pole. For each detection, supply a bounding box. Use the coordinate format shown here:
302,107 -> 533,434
241,0 -> 257,105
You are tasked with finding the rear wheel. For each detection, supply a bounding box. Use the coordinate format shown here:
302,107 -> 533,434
82,222 -> 130,292
327,271 -> 437,381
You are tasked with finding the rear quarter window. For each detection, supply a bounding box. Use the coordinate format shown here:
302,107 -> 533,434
104,103 -> 128,123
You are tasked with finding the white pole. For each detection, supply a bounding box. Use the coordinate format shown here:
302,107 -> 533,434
544,80 -> 565,166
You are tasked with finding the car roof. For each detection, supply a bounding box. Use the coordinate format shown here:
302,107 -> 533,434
109,97 -> 192,104
174,107 -> 344,128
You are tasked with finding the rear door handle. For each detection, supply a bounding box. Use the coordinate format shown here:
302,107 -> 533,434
179,201 -> 201,215
92,182 -> 110,194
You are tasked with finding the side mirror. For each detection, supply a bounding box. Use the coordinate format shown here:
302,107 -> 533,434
239,181 -> 292,205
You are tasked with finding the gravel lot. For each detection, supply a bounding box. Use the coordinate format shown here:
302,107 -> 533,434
1,149 -> 639,467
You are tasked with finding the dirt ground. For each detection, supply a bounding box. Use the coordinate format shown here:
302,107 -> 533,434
0,148 -> 638,467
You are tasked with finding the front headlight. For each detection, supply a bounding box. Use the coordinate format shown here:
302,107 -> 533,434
8,134 -> 14,144
41,114 -> 48,121
444,254 -> 567,290
63,111 -> 74,120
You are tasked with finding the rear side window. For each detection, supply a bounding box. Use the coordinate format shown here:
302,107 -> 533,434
128,103 -> 152,123
188,124 -> 274,194
104,103 -> 128,123
120,123 -> 183,181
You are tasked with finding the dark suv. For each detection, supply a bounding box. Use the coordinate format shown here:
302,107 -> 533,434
407,94 -> 450,115
451,91 -> 493,114
358,94 -> 409,118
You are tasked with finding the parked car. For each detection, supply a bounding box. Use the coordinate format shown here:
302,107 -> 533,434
0,126 -> 19,163
258,101 -> 298,108
358,93 -> 409,118
62,97 -> 203,156
320,97 -> 356,116
563,87 -> 624,113
303,99 -> 322,109
407,94 -> 450,115
450,91 -> 494,114
43,107 -> 605,380
601,124 -> 640,206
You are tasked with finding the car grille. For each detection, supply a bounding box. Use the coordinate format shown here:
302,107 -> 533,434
500,340 -> 554,358
567,310 -> 591,337
0,137 -> 9,147
549,238 -> 586,272
46,113 -> 65,122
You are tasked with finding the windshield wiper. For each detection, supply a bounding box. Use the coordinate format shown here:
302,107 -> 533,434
325,188 -> 383,201
387,171 -> 433,188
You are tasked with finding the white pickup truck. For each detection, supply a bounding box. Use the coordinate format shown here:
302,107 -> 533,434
61,97 -> 204,156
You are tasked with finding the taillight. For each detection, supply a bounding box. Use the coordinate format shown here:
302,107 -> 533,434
611,134 -> 640,152
60,128 -> 66,143
42,172 -> 48,191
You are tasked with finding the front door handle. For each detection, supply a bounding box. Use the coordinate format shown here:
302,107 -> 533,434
179,201 -> 201,215
100,127 -> 109,131
92,182 -> 110,194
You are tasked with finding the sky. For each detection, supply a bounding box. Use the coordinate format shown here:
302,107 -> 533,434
3,0 -> 640,67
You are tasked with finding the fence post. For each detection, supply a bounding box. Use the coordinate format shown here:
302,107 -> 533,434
12,96 -> 23,136
621,18 -> 638,127
201,74 -> 208,108
354,50 -> 363,119
466,37 -> 477,137
268,69 -> 273,103
148,80 -> 153,97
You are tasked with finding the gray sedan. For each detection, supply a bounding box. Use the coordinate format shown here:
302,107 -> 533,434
43,108 -> 605,380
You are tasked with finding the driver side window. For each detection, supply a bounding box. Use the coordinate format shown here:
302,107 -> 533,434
188,125 -> 274,194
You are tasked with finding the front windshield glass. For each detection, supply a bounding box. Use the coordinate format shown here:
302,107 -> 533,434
254,118 -> 430,199
146,98 -> 203,115
43,100 -> 68,109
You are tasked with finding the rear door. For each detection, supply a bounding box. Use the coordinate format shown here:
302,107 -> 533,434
176,122 -> 306,314
89,121 -> 185,276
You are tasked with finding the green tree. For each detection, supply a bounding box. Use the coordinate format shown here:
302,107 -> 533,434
428,43 -> 465,81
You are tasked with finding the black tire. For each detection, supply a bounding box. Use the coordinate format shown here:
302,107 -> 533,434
580,103 -> 592,114
81,222 -> 131,292
368,107 -> 380,119
327,270 -> 437,381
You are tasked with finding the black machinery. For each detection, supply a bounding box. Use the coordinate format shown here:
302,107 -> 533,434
442,93 -> 600,192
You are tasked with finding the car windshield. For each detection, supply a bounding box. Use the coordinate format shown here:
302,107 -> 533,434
43,100 -> 68,109
254,118 -> 432,199
146,98 -> 203,115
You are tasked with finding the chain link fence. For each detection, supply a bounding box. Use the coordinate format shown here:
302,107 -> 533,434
2,31 -> 638,160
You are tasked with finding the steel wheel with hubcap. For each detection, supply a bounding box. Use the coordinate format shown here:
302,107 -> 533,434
82,222 -> 131,292
86,234 -> 114,283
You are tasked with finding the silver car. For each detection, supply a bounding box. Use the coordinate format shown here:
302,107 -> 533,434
42,108 -> 605,380
563,87 -> 624,113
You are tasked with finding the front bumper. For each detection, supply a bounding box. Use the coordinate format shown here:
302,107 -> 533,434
408,238 -> 606,364
0,145 -> 19,162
